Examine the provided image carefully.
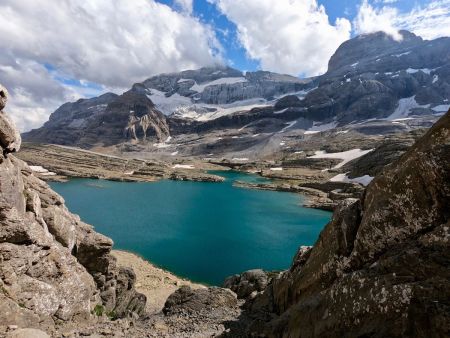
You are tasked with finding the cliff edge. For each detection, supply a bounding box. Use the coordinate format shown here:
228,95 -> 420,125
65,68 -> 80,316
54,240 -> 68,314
0,84 -> 146,336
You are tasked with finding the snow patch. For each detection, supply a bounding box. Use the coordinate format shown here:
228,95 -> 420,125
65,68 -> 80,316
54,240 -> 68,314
432,104 -> 450,112
387,96 -> 430,120
394,51 -> 411,57
191,77 -> 247,92
274,108 -> 289,114
29,166 -> 57,176
147,89 -> 192,115
305,121 -> 337,134
280,121 -> 297,133
172,164 -> 195,169
232,158 -> 249,161
330,173 -> 374,186
309,148 -> 374,169
177,78 -> 192,83
406,68 -> 432,75
270,167 -> 283,171
153,136 -> 173,149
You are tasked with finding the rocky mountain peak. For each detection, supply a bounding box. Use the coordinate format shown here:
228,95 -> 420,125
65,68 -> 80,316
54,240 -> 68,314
22,30 -> 450,154
327,30 -> 423,73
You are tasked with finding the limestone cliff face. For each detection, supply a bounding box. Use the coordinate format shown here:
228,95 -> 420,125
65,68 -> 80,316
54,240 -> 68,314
0,85 -> 146,334
22,89 -> 170,148
240,109 -> 450,337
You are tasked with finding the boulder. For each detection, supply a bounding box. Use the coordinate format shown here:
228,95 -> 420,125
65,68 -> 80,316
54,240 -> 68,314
0,112 -> 21,154
163,286 -> 238,315
0,84 -> 8,110
223,269 -> 269,299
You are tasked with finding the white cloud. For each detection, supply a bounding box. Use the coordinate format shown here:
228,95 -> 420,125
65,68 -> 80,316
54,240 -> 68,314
211,0 -> 351,77
174,0 -> 194,14
0,0 -> 222,131
354,0 -> 450,41
353,0 -> 402,40
375,0 -> 398,4
393,0 -> 450,40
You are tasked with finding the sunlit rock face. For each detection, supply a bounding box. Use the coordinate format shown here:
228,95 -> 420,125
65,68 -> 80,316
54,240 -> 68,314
0,84 -> 146,334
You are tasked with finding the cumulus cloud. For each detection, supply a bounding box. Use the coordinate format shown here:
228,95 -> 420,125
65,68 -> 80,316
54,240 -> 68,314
354,0 -> 402,40
394,0 -> 450,40
210,0 -> 351,77
174,0 -> 194,14
0,0 -> 221,131
354,0 -> 450,41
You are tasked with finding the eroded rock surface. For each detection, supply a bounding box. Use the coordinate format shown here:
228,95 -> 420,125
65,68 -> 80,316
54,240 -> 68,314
0,85 -> 146,336
232,109 -> 450,337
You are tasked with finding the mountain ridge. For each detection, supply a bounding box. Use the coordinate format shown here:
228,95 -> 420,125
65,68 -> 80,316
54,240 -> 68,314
22,31 -> 450,162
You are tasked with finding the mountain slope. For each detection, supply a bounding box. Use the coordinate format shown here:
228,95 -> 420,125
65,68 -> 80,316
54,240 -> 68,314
23,31 -> 450,155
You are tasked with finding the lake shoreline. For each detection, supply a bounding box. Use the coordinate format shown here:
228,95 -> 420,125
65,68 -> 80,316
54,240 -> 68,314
50,173 -> 332,285
112,250 -> 206,314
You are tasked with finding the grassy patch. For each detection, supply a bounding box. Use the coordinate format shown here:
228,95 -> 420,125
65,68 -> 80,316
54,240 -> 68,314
92,304 -> 105,316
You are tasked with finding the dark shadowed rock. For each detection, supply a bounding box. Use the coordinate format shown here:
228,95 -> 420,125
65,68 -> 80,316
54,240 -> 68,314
163,285 -> 238,315
0,85 -> 21,154
223,269 -> 270,299
235,109 -> 450,337
0,84 -> 8,111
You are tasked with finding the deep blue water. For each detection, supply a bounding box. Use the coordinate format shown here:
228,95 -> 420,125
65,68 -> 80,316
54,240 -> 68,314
50,171 -> 331,285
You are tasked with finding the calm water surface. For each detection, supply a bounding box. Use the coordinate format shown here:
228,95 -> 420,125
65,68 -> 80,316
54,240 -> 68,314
50,171 -> 331,285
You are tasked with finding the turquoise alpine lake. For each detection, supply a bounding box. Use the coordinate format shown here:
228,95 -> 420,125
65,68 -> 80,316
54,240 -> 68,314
49,171 -> 331,285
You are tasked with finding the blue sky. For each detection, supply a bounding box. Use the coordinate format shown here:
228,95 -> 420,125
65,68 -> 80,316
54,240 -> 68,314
1,0 -> 449,131
156,0 -> 442,72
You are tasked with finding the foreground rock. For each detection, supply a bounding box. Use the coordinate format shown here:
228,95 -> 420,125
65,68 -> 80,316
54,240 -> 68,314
229,109 -> 450,337
112,250 -> 205,314
0,85 -> 146,336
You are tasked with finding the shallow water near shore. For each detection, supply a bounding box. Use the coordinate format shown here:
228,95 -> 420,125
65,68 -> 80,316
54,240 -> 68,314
50,171 -> 331,285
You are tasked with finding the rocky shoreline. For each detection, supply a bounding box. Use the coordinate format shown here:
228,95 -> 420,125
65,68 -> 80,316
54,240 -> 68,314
16,143 -> 226,184
112,251 -> 205,315
234,181 -> 336,211
17,143 -> 370,211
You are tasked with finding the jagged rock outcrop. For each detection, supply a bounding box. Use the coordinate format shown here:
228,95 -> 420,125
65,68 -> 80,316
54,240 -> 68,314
297,31 -> 450,124
223,269 -> 270,300
23,89 -> 170,147
234,109 -> 450,337
0,86 -> 21,155
0,85 -> 146,335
